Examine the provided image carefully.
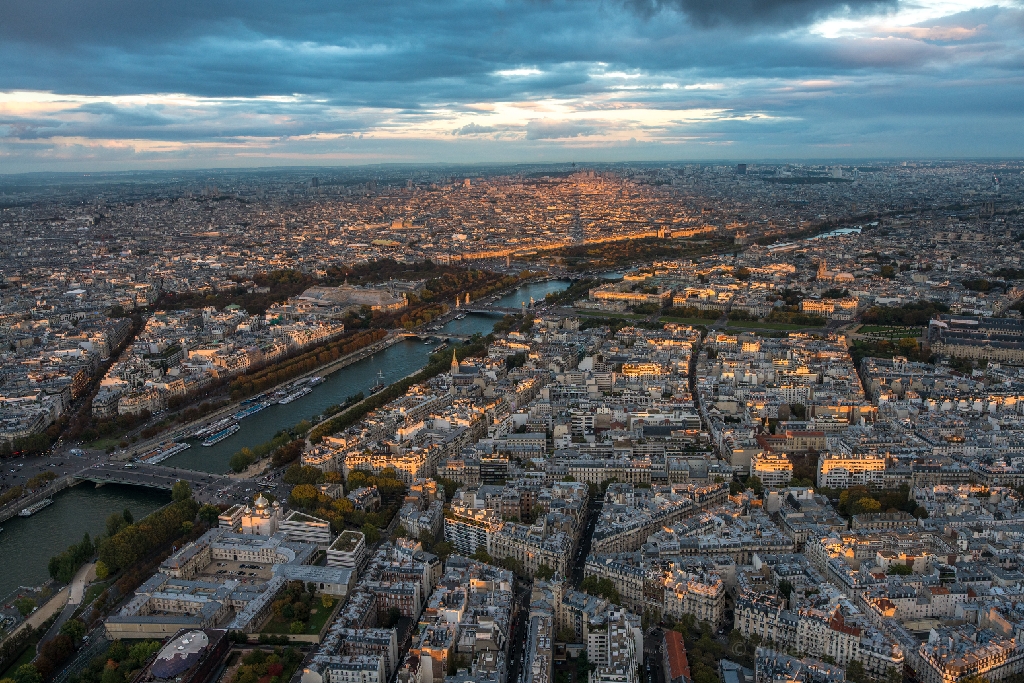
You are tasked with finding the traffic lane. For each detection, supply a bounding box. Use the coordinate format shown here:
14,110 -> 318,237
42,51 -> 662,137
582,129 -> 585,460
643,628 -> 665,683
0,449 -> 106,489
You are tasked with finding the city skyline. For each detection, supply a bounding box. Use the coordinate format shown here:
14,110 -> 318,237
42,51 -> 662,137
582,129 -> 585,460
2,0 -> 1022,171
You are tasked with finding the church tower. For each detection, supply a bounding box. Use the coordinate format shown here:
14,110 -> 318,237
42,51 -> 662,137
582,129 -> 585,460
450,349 -> 460,375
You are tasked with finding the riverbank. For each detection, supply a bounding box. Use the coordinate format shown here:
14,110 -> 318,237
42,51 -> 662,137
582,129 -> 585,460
119,275 -> 566,462
0,476 -> 77,524
0,482 -> 166,601
113,331 -> 403,462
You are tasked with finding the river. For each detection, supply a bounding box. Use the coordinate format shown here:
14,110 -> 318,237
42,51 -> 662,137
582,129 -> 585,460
160,279 -> 571,474
0,484 -> 168,600
0,280 -> 571,595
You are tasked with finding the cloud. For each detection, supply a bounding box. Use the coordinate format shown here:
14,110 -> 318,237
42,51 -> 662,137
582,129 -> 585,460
0,0 -> 1022,169
525,120 -> 600,139
623,0 -> 898,27
451,122 -> 501,135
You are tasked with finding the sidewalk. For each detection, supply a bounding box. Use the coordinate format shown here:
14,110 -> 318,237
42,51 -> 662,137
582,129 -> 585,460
38,563 -> 95,652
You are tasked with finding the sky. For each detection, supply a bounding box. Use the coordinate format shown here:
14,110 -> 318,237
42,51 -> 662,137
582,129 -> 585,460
0,0 -> 1022,171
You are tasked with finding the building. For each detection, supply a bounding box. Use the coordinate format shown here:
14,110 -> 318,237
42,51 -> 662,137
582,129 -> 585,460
328,531 -> 368,569
587,609 -> 643,683
137,629 -> 229,683
754,649 -> 845,683
664,630 -> 691,683
817,453 -> 885,489
348,487 -> 382,512
280,511 -> 334,546
105,527 -> 352,638
928,316 -> 1024,364
751,453 -> 794,488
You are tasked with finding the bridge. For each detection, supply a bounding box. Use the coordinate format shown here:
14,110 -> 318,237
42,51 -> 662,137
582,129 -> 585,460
75,462 -> 239,504
398,332 -> 476,342
463,306 -> 526,315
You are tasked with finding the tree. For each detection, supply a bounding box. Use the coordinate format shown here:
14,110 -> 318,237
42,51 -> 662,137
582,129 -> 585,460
383,607 -> 402,628
846,660 -> 866,683
321,594 -> 334,609
536,564 -> 555,581
37,635 -> 75,678
198,504 -> 221,526
674,613 -> 697,636
289,621 -> 305,634
432,541 -> 454,561
362,522 -> 380,545
746,475 -> 764,496
887,564 -> 913,576
14,597 -> 36,617
290,484 -> 321,509
122,508 -> 133,525
100,662 -> 123,683
60,618 -> 86,642
527,503 -> 546,524
13,665 -> 42,683
851,497 -> 882,515
778,580 -> 794,602
95,560 -> 109,580
171,480 -> 192,502
556,627 -> 577,643
106,512 -> 127,537
284,464 -> 324,486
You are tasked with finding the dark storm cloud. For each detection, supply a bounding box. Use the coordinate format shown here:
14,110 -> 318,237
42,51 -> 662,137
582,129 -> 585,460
0,0 -> 1022,169
623,0 -> 897,27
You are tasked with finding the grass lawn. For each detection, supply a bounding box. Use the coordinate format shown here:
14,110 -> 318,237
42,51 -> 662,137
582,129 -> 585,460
84,436 -> 124,450
261,602 -> 335,635
727,321 -> 813,331
82,581 -> 110,607
858,325 -> 922,338
1,636 -> 41,679
659,316 -> 714,326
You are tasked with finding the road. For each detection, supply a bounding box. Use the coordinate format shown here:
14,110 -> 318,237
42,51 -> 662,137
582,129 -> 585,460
690,313 -> 727,445
570,498 -> 603,587
505,583 -> 532,683
0,449 -> 106,498
644,627 -> 664,683
80,462 -> 252,505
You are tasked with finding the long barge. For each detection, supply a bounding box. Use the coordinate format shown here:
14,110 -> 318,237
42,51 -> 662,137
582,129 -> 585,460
137,441 -> 191,465
233,401 -> 272,420
19,498 -> 54,517
192,417 -> 235,440
202,423 -> 240,446
278,386 -> 312,404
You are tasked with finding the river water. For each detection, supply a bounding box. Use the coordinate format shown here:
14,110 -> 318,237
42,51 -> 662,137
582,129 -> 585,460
0,484 -> 167,600
1,280 -> 570,593
161,279 -> 571,474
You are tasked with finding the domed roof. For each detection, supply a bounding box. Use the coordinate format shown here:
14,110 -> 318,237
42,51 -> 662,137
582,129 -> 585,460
254,494 -> 269,509
151,630 -> 209,679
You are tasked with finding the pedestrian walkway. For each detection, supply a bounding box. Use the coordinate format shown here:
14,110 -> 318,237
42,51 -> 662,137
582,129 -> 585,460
38,563 -> 95,652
